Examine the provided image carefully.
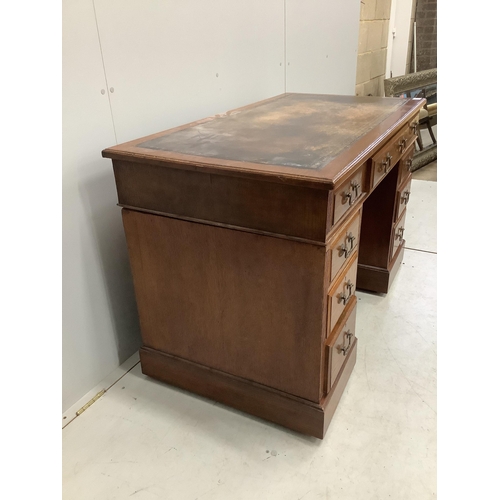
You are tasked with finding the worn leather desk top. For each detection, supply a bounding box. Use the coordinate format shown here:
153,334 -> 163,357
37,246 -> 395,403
103,93 -> 423,189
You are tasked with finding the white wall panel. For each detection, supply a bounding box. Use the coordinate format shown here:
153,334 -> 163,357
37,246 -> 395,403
63,0 -> 362,414
94,0 -> 286,143
285,0 -> 360,95
387,0 -> 413,77
62,0 -> 141,412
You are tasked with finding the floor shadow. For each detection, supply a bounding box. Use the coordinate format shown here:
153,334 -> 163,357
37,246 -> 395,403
126,367 -> 322,450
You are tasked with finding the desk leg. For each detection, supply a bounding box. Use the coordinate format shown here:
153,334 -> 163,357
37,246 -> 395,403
356,164 -> 401,294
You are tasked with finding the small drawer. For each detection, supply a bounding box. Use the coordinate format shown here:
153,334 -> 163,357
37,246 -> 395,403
371,122 -> 417,189
397,144 -> 415,187
327,252 -> 358,335
329,209 -> 362,284
394,130 -> 415,157
399,115 -> 419,153
407,116 -> 420,141
325,297 -> 357,392
371,141 -> 399,188
391,209 -> 407,260
395,177 -> 412,221
332,165 -> 366,226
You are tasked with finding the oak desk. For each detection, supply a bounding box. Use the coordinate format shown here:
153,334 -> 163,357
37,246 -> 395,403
103,93 -> 425,438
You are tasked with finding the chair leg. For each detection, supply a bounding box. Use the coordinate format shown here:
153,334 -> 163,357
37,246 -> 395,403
427,121 -> 437,144
416,128 -> 424,150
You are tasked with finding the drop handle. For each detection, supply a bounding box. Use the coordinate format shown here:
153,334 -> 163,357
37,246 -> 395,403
398,137 -> 407,153
342,191 -> 353,206
347,232 -> 356,248
339,279 -> 354,305
396,227 -> 405,240
350,180 -> 361,198
410,121 -> 418,134
401,191 -> 411,205
341,330 -> 354,356
380,152 -> 393,173
406,158 -> 413,171
340,232 -> 356,258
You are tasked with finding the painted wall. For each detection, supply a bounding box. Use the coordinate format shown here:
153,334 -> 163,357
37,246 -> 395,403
286,0 -> 360,95
62,0 -> 140,413
62,0 -> 360,413
386,0 -> 414,78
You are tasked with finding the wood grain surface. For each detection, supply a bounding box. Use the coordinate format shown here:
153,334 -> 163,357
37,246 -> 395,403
123,209 -> 327,402
113,159 -> 330,243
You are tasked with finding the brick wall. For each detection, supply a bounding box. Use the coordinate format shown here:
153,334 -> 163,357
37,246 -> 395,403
355,0 -> 392,96
414,0 -> 437,71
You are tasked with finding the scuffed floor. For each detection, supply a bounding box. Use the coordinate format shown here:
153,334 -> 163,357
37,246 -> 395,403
63,179 -> 436,500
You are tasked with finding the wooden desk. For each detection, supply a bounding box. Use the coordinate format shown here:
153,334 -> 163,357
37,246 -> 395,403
103,93 -> 425,438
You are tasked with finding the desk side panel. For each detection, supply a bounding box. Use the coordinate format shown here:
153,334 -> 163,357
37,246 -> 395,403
113,160 -> 330,243
122,209 -> 326,402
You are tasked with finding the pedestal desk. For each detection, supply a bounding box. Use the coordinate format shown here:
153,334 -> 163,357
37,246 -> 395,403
103,94 -> 425,439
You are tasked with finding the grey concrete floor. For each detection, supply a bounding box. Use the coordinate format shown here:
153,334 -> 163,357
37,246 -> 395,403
413,160 -> 436,182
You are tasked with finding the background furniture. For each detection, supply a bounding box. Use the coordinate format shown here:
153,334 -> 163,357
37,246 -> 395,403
384,68 -> 437,171
103,93 -> 424,438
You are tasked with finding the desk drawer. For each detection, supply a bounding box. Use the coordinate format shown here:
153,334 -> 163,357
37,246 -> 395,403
407,116 -> 420,140
397,144 -> 415,187
402,115 -> 420,151
395,177 -> 412,221
372,123 -> 417,189
329,209 -> 362,284
332,164 -> 366,226
392,210 -> 407,260
328,252 -> 358,335
325,297 -> 357,393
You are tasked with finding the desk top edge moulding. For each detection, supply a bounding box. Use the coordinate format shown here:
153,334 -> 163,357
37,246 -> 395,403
102,93 -> 424,190
103,93 -> 425,439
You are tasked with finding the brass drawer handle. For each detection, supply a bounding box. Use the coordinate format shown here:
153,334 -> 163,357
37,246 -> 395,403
410,121 -> 418,134
396,227 -> 405,240
380,152 -> 393,173
401,191 -> 411,205
342,191 -> 353,206
347,232 -> 356,248
350,180 -> 361,198
398,137 -> 407,153
340,232 -> 356,259
343,180 -> 361,206
339,279 -> 354,305
341,330 -> 354,356
340,242 -> 352,258
406,158 -> 413,171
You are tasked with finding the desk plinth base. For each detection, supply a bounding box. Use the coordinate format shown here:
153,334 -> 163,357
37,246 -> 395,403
356,243 -> 405,294
140,339 -> 357,439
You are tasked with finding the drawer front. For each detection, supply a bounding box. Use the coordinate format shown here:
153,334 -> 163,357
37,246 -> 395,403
328,252 -> 358,335
392,210 -> 407,260
325,297 -> 357,392
372,122 -> 418,189
397,143 -> 415,187
395,177 -> 412,221
329,209 -> 362,284
407,116 -> 420,141
371,138 -> 400,188
401,116 -> 419,153
333,165 -> 366,226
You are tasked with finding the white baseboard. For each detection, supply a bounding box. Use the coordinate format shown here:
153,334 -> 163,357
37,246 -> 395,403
62,351 -> 140,429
